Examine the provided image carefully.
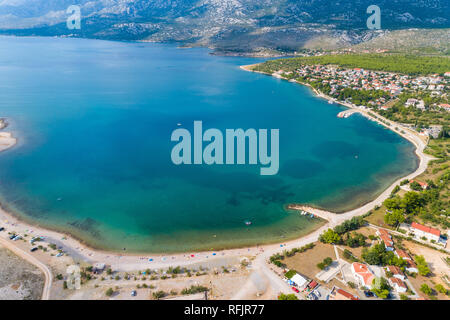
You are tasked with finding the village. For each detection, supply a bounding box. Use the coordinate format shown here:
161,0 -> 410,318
279,65 -> 450,138
270,213 -> 449,301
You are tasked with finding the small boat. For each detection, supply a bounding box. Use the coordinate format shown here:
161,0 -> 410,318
328,100 -> 334,104
244,220 -> 252,226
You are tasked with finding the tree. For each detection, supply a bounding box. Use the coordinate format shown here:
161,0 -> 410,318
417,264 -> 431,276
152,290 -> 167,300
345,232 -> 366,247
333,217 -> 365,234
362,243 -> 386,265
420,284 -> 432,295
410,181 -> 423,191
391,185 -> 400,194
435,284 -> 448,295
278,293 -> 298,300
384,196 -> 402,211
414,255 -> 431,276
401,192 -> 425,214
371,277 -> 390,299
317,257 -> 333,270
105,288 -> 114,297
384,209 -> 405,226
319,229 -> 341,244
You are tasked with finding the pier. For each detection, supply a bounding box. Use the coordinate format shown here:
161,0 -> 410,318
337,110 -> 357,118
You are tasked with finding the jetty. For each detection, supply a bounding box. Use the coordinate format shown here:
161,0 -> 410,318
337,110 -> 357,118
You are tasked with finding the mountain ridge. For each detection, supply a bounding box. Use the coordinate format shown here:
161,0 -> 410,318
0,0 -> 448,55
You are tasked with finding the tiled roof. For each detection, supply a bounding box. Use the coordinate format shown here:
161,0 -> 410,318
395,249 -> 411,260
336,289 -> 359,300
390,277 -> 407,288
386,265 -> 402,275
411,222 -> 441,237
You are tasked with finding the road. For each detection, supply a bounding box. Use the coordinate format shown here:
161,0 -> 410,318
0,236 -> 53,300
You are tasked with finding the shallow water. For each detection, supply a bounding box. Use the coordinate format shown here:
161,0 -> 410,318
0,37 -> 418,252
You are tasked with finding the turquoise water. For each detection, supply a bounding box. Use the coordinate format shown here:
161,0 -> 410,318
0,37 -> 418,252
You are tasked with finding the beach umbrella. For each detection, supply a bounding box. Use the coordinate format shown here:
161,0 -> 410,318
212,253 -> 216,256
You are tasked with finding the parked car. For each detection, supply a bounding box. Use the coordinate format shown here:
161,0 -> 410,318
291,287 -> 299,293
13,235 -> 22,241
364,290 -> 374,297
131,290 -> 137,297
9,234 -> 16,240
30,247 -> 38,252
0,227 -> 5,232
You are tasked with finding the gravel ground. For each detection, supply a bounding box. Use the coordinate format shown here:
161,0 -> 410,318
0,246 -> 45,300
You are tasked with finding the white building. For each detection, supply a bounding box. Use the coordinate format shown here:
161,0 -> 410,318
389,277 -> 407,293
291,273 -> 308,288
411,222 -> 441,242
351,263 -> 375,288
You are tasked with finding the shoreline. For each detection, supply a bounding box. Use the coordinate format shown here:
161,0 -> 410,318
0,64 -> 434,271
240,62 -> 433,211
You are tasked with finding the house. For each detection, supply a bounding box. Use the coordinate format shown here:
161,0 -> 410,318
329,287 -> 359,300
416,100 -> 426,110
395,249 -> 412,261
405,260 -> 419,274
389,277 -> 407,293
291,273 -> 308,288
411,222 -> 441,242
93,262 -> 106,274
377,229 -> 394,251
409,180 -> 428,190
385,266 -> 405,280
351,263 -> 375,288
439,104 -> 450,112
405,98 -> 418,107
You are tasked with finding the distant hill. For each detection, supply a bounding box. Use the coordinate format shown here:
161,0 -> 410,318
351,29 -> 450,56
252,54 -> 450,75
0,0 -> 449,55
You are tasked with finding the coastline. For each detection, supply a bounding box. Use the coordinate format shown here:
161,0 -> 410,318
0,64 -> 434,272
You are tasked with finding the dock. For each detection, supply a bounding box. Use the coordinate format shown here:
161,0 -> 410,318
337,110 -> 357,118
